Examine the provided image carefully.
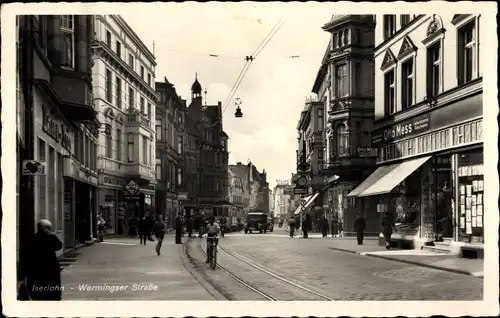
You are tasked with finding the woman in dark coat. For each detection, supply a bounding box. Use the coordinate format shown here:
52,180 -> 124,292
321,216 -> 329,238
331,217 -> 339,237
381,211 -> 394,249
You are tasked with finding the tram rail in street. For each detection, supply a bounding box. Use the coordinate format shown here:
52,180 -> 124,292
183,237 -> 333,301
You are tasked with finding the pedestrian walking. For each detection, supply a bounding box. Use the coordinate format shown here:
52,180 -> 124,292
331,217 -> 339,237
354,213 -> 367,245
288,217 -> 296,237
128,215 -> 138,237
198,212 -> 206,238
153,214 -> 166,255
175,212 -> 183,244
96,213 -> 106,242
25,219 -> 63,300
338,218 -> 344,237
381,211 -> 394,249
138,215 -> 149,245
321,216 -> 329,238
187,215 -> 194,238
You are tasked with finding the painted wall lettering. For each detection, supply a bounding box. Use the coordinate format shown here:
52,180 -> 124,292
42,104 -> 72,151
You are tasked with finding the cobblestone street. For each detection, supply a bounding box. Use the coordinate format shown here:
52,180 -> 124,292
216,229 -> 483,300
59,229 -> 483,301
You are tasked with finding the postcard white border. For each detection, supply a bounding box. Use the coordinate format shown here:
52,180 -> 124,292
2,2 -> 499,317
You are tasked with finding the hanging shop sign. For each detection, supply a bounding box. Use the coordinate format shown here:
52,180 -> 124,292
42,104 -> 72,151
357,147 -> 379,158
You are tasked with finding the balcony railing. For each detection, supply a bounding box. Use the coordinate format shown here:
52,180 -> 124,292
126,112 -> 152,131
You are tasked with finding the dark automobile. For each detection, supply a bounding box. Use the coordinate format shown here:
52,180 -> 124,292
244,212 -> 268,234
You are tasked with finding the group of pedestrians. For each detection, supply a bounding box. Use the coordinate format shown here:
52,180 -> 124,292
287,213 -> 373,246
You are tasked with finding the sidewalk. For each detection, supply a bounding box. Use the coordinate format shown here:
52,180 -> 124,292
325,237 -> 484,278
61,235 -> 215,300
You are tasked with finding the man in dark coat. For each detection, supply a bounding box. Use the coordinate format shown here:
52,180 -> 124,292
175,212 -> 183,244
138,215 -> 149,245
187,215 -> 194,238
354,213 -> 367,245
145,214 -> 155,241
288,217 -> 296,237
381,211 -> 394,249
26,219 -> 63,300
320,216 -> 329,238
302,214 -> 311,239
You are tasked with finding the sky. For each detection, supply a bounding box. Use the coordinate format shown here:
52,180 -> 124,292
123,2 -> 336,189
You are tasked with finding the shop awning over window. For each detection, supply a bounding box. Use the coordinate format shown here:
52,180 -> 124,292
347,156 -> 432,197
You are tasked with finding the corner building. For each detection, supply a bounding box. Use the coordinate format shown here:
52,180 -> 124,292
311,15 -> 378,235
92,15 -> 158,234
20,15 -> 99,257
348,14 -> 484,257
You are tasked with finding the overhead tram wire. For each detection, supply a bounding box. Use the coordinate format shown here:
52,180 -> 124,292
222,17 -> 287,111
222,17 -> 288,115
221,18 -> 285,111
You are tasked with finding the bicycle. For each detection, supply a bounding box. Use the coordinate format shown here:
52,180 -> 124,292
207,236 -> 219,270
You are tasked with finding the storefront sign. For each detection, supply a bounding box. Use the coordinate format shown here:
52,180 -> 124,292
124,192 -> 144,201
125,180 -> 140,194
372,114 -> 430,147
372,93 -> 482,148
102,176 -> 126,187
356,147 -> 379,158
42,104 -> 72,151
294,186 -> 308,195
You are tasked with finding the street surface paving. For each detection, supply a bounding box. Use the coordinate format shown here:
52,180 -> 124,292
61,235 -> 214,300
215,228 -> 483,300
61,229 -> 483,300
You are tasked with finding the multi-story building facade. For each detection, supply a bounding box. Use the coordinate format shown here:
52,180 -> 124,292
348,14 -> 484,256
228,168 -> 246,227
92,15 -> 158,235
155,78 -> 188,228
228,162 -> 251,217
296,98 -> 325,224
268,189 -> 274,215
186,75 -> 230,218
313,15 -> 378,236
247,162 -> 270,213
182,103 -> 200,217
17,15 -> 99,263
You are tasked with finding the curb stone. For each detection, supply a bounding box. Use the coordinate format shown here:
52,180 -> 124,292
179,238 -> 226,300
328,247 -> 483,278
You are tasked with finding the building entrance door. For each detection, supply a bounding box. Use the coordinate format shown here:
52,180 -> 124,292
434,156 -> 453,239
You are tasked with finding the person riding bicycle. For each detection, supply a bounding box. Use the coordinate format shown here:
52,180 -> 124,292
204,216 -> 220,264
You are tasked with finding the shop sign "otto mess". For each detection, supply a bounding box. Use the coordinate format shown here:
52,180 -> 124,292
372,113 -> 430,147
42,104 -> 72,151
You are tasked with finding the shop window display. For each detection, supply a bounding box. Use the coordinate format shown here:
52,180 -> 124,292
456,150 -> 484,243
380,168 -> 421,236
